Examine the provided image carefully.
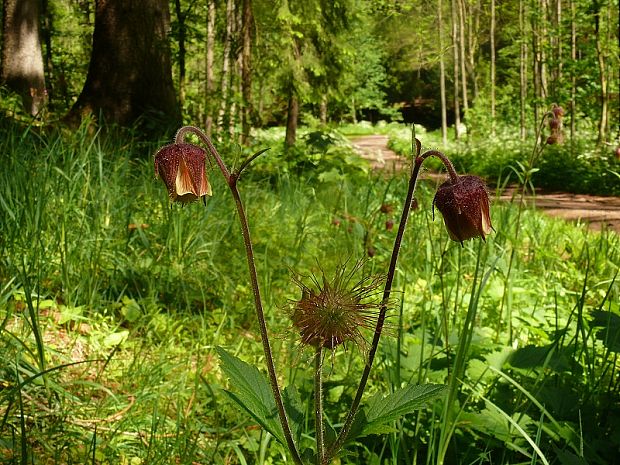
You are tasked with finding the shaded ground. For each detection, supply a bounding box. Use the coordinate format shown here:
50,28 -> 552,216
350,134 -> 620,233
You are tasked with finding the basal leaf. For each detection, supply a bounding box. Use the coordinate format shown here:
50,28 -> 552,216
216,347 -> 284,444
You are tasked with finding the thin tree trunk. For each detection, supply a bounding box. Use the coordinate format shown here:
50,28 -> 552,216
451,0 -> 461,139
555,0 -> 562,99
569,0 -> 576,144
174,0 -> 187,109
229,3 -> 242,140
540,0 -> 548,99
285,39 -> 301,146
205,0 -> 216,136
465,0 -> 481,100
519,0 -> 528,140
439,0 -> 448,144
594,2 -> 608,144
41,0 -> 55,110
217,0 -> 234,139
531,5 -> 541,126
1,0 -> 47,115
285,91 -> 298,146
319,95 -> 328,125
457,0 -> 469,116
490,0 -> 496,135
240,0 -> 253,144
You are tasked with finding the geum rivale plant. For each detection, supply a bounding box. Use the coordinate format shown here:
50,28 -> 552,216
153,126 -> 492,464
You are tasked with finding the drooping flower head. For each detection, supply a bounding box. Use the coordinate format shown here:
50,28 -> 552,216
289,262 -> 385,350
433,175 -> 493,244
154,143 -> 212,203
546,104 -> 564,145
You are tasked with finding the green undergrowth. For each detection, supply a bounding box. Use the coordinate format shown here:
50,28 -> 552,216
0,121 -> 619,464
388,124 -> 620,196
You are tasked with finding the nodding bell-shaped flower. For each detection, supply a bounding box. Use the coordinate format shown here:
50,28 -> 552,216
154,143 -> 212,203
433,175 -> 493,244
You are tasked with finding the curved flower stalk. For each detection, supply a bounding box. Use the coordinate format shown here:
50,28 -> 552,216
155,126 -> 304,465
154,126 -> 492,465
323,139 -> 493,464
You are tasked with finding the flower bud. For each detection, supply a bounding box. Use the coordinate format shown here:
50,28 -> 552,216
380,203 -> 393,214
551,104 -> 564,119
433,175 -> 493,244
154,143 -> 212,203
385,219 -> 394,231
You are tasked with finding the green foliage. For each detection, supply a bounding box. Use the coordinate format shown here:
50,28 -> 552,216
0,122 -> 619,463
217,347 -> 287,444
388,124 -> 620,196
350,384 -> 448,440
251,127 -> 370,182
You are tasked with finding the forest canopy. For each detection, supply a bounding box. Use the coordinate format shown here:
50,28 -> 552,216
0,0 -> 618,144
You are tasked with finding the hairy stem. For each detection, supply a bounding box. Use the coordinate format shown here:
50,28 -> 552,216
324,145 -> 459,463
175,126 -> 303,465
315,345 -> 325,464
322,143 -> 459,465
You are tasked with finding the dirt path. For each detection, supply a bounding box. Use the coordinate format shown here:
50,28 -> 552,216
350,134 -> 620,233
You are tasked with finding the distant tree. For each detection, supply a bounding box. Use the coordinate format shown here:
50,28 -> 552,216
67,0 -> 180,130
1,0 -> 47,115
438,0 -> 448,144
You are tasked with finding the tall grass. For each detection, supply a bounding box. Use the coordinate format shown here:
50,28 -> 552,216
0,121 -> 618,463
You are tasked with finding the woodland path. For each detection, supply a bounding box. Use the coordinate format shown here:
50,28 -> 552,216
349,134 -> 620,233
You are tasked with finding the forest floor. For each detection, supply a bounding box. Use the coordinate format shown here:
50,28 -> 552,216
350,134 -> 620,233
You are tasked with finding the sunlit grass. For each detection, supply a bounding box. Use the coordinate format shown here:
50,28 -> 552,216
0,121 -> 618,464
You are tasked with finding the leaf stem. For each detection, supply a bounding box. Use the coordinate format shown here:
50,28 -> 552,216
175,126 -> 303,465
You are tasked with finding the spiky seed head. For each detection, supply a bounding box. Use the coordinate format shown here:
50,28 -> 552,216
289,263 -> 384,350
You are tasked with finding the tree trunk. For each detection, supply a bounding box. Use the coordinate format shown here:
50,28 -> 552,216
205,0 -> 216,136
41,0 -> 55,110
569,0 -> 576,144
439,0 -> 448,144
594,2 -> 608,144
1,0 -> 47,115
319,95 -> 328,125
67,0 -> 180,130
555,0 -> 562,100
240,0 -> 253,144
457,0 -> 469,116
519,0 -> 527,140
217,0 -> 234,139
451,0 -> 461,139
285,91 -> 298,147
539,0 -> 548,100
490,0 -> 496,135
174,0 -> 187,109
531,5 -> 541,126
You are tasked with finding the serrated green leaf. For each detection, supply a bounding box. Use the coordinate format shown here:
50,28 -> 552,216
217,347 -> 284,444
350,384 -> 447,440
282,384 -> 305,444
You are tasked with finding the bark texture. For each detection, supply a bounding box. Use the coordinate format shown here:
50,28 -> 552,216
1,0 -> 47,115
68,0 -> 180,128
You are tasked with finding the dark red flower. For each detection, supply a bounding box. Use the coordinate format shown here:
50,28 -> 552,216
433,175 -> 493,244
380,203 -> 393,214
154,143 -> 212,203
